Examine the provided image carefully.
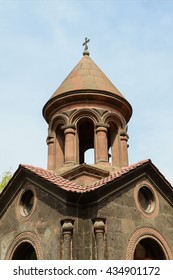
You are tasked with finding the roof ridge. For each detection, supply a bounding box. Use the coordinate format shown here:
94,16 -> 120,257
19,159 -> 151,193
20,164 -> 85,192
88,159 -> 151,190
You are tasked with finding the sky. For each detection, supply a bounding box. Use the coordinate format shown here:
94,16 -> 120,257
0,0 -> 173,185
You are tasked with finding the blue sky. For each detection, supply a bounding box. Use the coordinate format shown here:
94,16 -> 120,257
0,0 -> 173,185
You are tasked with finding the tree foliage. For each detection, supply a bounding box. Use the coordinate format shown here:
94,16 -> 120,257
0,171 -> 12,192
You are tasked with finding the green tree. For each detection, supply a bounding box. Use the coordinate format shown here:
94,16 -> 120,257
0,171 -> 12,192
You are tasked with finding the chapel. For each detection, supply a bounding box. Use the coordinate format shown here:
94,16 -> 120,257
0,40 -> 173,260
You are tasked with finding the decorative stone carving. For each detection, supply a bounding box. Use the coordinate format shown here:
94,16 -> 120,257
61,219 -> 74,260
93,218 -> 106,260
5,231 -> 44,260
126,227 -> 173,260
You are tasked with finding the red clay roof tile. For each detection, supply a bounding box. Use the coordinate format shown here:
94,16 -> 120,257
20,159 -> 150,193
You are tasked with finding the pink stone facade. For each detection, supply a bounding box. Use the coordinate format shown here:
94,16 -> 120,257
43,53 -> 132,186
0,50 -> 173,260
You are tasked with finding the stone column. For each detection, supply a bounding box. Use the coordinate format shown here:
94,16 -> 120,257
46,133 -> 55,171
120,130 -> 129,167
63,125 -> 76,165
111,130 -> 121,167
95,124 -> 109,164
93,218 -> 105,260
61,219 -> 74,260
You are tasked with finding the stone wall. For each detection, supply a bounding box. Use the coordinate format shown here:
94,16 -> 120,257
1,177 -> 173,260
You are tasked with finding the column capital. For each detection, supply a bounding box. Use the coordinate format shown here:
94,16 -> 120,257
46,133 -> 55,144
120,130 -> 129,141
93,218 -> 106,234
62,125 -> 76,136
61,219 -> 74,235
95,123 -> 109,129
62,124 -> 76,130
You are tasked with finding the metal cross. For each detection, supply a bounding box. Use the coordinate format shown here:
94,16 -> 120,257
83,37 -> 90,51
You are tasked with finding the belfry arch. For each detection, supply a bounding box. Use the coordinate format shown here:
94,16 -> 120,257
108,121 -> 119,166
55,123 -> 65,169
77,118 -> 95,164
43,48 -> 132,184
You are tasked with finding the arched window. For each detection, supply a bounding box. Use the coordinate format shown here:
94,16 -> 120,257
126,228 -> 173,260
108,121 -> 119,165
6,232 -> 44,260
56,123 -> 65,168
134,238 -> 166,260
12,242 -> 37,260
78,119 -> 94,164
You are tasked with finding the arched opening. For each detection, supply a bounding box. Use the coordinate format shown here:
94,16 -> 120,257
84,148 -> 95,164
134,238 -> 166,260
108,121 -> 119,165
12,242 -> 37,260
56,123 -> 65,168
78,119 -> 94,164
108,147 -> 112,164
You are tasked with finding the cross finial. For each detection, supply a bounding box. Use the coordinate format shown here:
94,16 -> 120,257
83,37 -> 90,56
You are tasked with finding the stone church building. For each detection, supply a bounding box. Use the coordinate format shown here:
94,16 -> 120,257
1,42 -> 173,260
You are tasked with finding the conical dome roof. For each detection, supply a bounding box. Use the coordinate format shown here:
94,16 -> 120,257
51,54 -> 125,99
43,52 -> 132,124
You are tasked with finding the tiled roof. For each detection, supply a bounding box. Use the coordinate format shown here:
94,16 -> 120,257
20,159 -> 150,193
20,164 -> 84,193
88,159 -> 150,190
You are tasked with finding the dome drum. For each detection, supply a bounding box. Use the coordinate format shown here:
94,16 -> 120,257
43,53 -> 132,184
